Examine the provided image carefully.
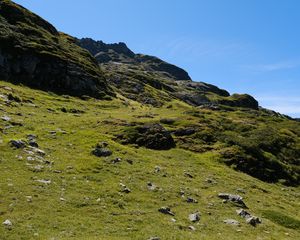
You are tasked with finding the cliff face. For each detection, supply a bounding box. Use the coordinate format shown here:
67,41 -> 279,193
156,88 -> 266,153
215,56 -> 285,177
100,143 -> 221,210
0,0 -> 113,98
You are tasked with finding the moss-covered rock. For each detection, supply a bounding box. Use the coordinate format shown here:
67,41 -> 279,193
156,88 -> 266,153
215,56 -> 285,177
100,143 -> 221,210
0,0 -> 113,98
118,123 -> 176,150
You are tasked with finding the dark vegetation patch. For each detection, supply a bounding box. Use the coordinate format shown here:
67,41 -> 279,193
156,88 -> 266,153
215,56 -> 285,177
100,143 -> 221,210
116,123 -> 175,150
262,210 -> 300,230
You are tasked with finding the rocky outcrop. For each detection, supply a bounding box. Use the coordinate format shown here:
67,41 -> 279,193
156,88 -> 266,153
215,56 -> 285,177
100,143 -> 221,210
0,0 -> 113,98
117,123 -> 176,150
77,38 -> 191,81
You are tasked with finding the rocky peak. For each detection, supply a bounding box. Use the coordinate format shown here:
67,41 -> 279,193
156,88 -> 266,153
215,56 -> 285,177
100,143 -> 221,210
77,38 -> 191,80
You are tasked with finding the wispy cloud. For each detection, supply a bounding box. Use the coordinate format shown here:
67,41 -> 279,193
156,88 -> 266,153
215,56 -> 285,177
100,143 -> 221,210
243,60 -> 300,72
256,95 -> 300,117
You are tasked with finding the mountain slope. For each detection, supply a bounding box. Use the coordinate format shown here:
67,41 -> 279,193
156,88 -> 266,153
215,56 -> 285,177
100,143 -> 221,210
0,81 -> 299,239
77,38 -> 258,109
0,2 -> 299,239
0,0 -> 113,98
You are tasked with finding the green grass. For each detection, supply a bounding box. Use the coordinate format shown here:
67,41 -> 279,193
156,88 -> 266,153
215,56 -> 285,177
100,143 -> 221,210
0,81 -> 299,239
262,210 -> 300,230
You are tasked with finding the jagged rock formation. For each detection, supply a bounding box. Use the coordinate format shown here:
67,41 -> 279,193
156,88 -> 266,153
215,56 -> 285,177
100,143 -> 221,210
0,0 -> 113,98
77,38 -> 259,109
77,38 -> 191,81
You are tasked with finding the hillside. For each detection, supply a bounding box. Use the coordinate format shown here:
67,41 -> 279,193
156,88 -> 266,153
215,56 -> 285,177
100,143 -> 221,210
0,1 -> 300,239
0,0 -> 113,98
77,38 -> 259,109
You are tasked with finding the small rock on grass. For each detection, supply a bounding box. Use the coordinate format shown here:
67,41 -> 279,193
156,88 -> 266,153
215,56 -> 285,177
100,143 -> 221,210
186,197 -> 198,203
189,211 -> 201,222
2,219 -> 12,228
218,193 -> 247,208
236,209 -> 262,226
158,207 -> 175,216
9,140 -> 26,149
119,183 -> 131,193
223,219 -> 240,225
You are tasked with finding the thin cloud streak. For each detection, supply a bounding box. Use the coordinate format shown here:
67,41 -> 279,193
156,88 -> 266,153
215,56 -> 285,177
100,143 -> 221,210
257,95 -> 300,117
243,60 -> 300,72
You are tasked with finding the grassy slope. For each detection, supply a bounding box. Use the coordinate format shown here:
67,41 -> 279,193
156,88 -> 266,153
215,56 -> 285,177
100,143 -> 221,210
0,81 -> 299,240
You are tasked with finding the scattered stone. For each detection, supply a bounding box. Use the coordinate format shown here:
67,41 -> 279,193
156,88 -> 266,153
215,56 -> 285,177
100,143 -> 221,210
188,225 -> 196,231
154,166 -> 161,173
246,216 -> 262,226
92,143 -> 112,157
218,193 -> 247,208
236,209 -> 251,218
28,140 -> 38,148
171,218 -> 177,223
36,179 -> 51,184
26,196 -> 32,202
2,219 -> 12,227
223,219 -> 240,225
111,157 -> 121,164
119,183 -> 131,193
1,115 -> 11,121
179,190 -> 185,197
26,156 -> 35,161
158,207 -> 175,216
147,182 -> 157,191
189,211 -> 201,222
30,165 -> 44,172
186,197 -> 198,203
184,172 -> 194,178
236,209 -> 262,226
9,140 -> 27,149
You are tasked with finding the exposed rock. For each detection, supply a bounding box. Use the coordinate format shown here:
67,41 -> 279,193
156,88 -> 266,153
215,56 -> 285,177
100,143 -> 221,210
189,211 -> 201,222
188,225 -> 196,231
29,147 -> 45,156
246,216 -> 262,226
119,183 -> 131,193
158,207 -> 175,216
154,166 -> 161,173
236,209 -> 262,226
0,1 -> 113,99
118,123 -> 175,150
9,139 -> 26,148
2,219 -> 12,227
36,179 -> 51,184
111,157 -> 121,164
216,94 -> 259,110
218,193 -> 247,208
92,143 -> 112,157
147,182 -> 157,191
223,219 -> 240,225
184,172 -> 194,178
77,38 -> 191,80
1,115 -> 11,121
186,197 -> 198,203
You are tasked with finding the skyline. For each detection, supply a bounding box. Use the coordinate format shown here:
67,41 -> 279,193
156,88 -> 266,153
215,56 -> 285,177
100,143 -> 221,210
13,0 -> 300,117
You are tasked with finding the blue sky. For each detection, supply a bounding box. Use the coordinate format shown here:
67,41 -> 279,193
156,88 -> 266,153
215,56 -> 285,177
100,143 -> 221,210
14,0 -> 300,117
